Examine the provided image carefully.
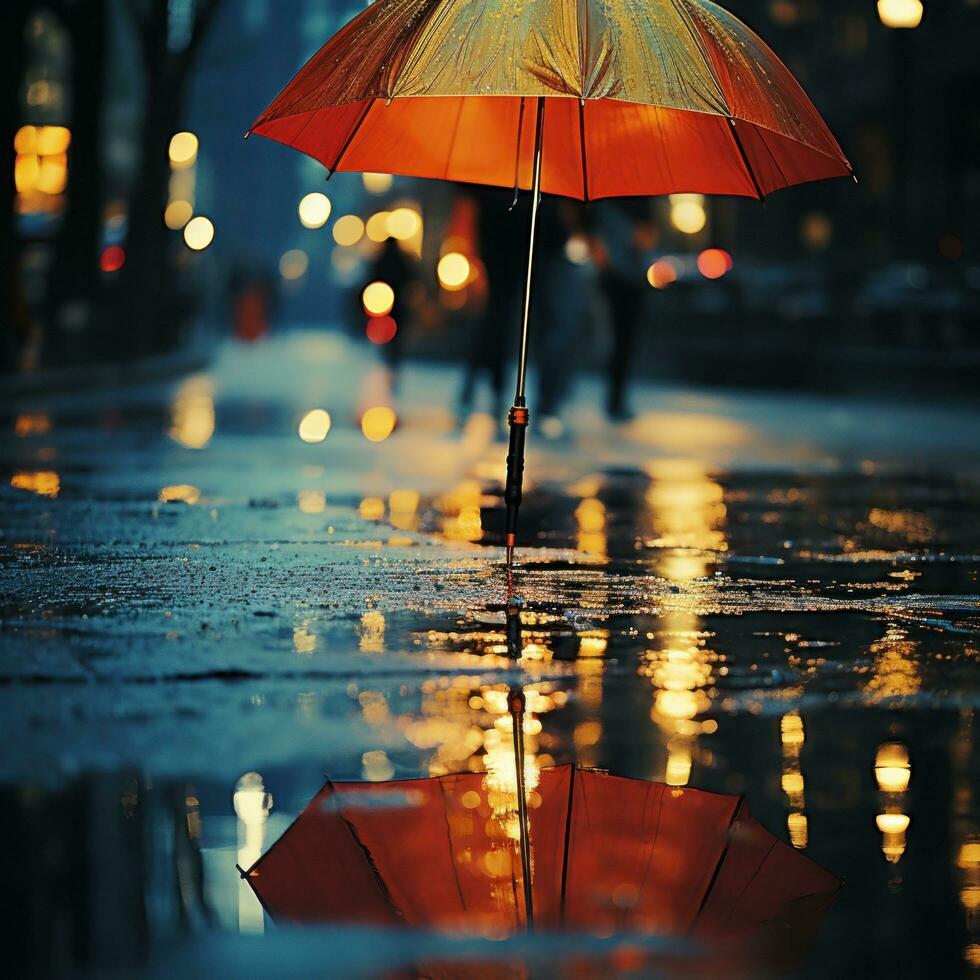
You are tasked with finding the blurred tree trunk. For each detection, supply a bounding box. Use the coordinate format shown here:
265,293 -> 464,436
0,1 -> 32,373
44,0 -> 109,366
112,0 -> 222,360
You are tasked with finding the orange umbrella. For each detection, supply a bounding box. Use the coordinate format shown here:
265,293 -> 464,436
241,760 -> 840,973
249,0 -> 853,564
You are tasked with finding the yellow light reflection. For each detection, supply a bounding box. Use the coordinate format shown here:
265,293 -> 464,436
359,497 -> 385,520
234,773 -> 272,935
14,414 -> 51,437
159,484 -> 201,505
168,378 -> 215,448
875,742 -> 911,793
164,199 -> 193,230
361,406 -> 396,442
360,610 -> 385,653
866,626 -> 920,700
389,488 -> 419,530
297,490 -> 326,514
10,471 -> 60,498
169,131 -> 199,168
293,625 -> 317,654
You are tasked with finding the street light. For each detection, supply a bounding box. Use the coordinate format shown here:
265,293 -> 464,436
877,0 -> 923,259
877,0 -> 923,29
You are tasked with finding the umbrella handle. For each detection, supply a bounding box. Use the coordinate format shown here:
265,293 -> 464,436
504,404 -> 528,565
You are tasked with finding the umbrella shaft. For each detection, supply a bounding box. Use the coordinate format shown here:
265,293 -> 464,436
515,98 -> 545,403
510,689 -> 534,931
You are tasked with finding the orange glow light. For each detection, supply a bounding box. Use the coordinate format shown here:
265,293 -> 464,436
647,259 -> 677,289
697,248 -> 733,280
366,316 -> 397,345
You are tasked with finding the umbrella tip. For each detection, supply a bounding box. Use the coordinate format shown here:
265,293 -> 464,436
505,544 -> 514,567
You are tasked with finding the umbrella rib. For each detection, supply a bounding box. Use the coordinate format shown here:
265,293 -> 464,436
327,98 -> 375,177
558,764 -> 577,925
635,782 -> 665,899
688,795 -> 745,935
339,812 -> 405,922
725,834 -> 779,925
510,97 -> 527,206
727,119 -> 766,202
578,100 -> 589,203
442,97 -> 468,181
438,779 -> 469,914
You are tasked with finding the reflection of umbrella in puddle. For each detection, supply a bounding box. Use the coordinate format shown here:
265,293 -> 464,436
247,0 -> 853,568
241,764 -> 839,975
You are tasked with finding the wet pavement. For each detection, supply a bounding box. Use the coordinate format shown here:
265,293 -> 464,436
3,331 -> 980,978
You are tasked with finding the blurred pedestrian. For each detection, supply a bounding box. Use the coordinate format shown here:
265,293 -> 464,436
459,188 -> 525,424
589,201 -> 656,421
229,263 -> 276,343
534,200 -> 592,429
365,236 -> 416,388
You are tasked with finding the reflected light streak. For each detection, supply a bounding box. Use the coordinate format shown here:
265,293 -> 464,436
10,471 -> 60,498
168,378 -> 215,449
234,773 -> 272,934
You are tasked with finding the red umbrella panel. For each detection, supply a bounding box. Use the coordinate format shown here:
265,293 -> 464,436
243,765 -> 840,971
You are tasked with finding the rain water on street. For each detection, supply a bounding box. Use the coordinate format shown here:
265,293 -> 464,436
3,333 -> 979,977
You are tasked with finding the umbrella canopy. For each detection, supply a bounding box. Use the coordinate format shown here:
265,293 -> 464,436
249,0 -> 853,567
243,765 -> 839,969
249,0 -> 852,201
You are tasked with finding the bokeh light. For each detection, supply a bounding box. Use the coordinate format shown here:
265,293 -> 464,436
363,172 -> 393,193
697,248 -> 733,280
332,214 -> 364,246
361,406 -> 397,442
877,0 -> 924,29
362,281 -> 395,316
168,131 -> 199,168
298,192 -> 331,229
279,249 -> 309,280
164,199 -> 193,230
183,215 -> 215,251
801,212 -> 833,251
99,245 -> 126,273
366,211 -> 391,243
366,316 -> 397,345
669,194 -> 707,235
647,258 -> 678,289
437,252 -> 470,290
387,207 -> 421,241
298,409 -> 331,443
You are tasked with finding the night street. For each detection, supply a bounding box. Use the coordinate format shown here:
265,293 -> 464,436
6,0 -> 980,976
4,331 -> 979,974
